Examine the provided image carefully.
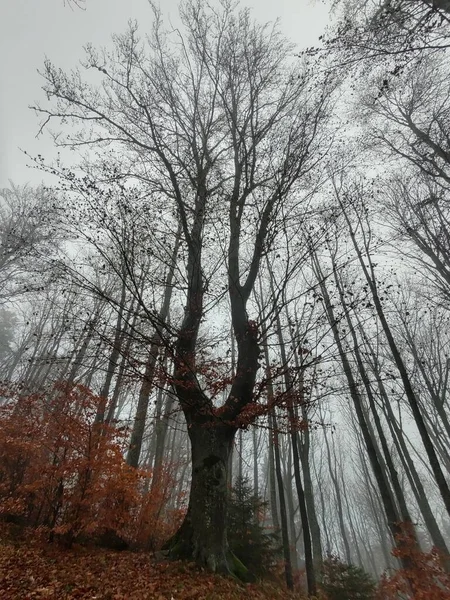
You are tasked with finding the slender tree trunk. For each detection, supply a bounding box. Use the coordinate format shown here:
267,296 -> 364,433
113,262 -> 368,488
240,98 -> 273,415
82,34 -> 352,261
291,352 -> 323,571
268,423 -> 281,532
312,455 -> 332,553
96,278 -> 127,423
270,408 -> 294,590
323,429 -> 352,564
268,268 -> 317,593
151,387 -> 176,493
66,318 -> 98,384
127,229 -> 180,468
334,270 -> 419,546
341,471 -> 364,569
284,464 -> 300,573
341,200 -> 450,518
357,316 -> 450,565
253,427 -> 259,500
355,429 -> 396,571
312,250 -> 412,570
258,295 -> 293,588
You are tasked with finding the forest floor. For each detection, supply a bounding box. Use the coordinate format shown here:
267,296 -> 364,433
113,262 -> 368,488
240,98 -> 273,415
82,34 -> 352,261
0,526 -> 299,600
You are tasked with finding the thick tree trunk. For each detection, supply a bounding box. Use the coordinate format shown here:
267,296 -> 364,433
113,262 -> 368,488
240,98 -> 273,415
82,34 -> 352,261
168,423 -> 242,574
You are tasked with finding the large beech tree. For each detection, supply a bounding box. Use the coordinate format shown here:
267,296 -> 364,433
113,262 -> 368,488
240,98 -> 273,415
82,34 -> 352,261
33,0 -> 332,575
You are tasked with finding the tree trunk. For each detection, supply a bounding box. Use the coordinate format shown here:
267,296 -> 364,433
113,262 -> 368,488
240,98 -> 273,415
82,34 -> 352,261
341,200 -> 450,518
323,429 -> 352,564
357,316 -> 450,565
268,423 -> 281,532
312,250 -> 412,570
266,267 -> 316,591
168,423 -> 241,575
96,277 -> 127,423
270,408 -> 295,590
253,427 -> 259,499
127,228 -> 180,468
335,271 -> 419,546
312,455 -> 332,554
284,457 -> 300,574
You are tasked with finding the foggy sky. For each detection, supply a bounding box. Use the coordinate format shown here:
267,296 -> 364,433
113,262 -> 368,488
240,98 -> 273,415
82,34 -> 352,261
0,0 -> 329,189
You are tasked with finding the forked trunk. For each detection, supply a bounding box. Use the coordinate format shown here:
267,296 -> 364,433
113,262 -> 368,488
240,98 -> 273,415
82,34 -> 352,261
168,423 -> 244,576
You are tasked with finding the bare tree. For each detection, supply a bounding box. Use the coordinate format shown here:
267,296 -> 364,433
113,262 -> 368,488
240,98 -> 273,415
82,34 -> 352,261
33,0 -> 333,574
0,183 -> 60,304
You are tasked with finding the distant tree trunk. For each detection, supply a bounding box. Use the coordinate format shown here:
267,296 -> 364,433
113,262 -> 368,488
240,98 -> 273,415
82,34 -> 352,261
333,269 -> 419,547
259,292 -> 294,587
96,277 -> 127,423
146,383 -> 166,473
270,408 -> 294,590
105,329 -> 133,423
341,197 -> 450,518
269,270 -> 316,595
312,250 -> 411,570
340,470 -> 364,569
268,423 -> 281,532
64,304 -> 103,385
323,429 -> 352,564
151,387 -> 177,493
354,428 -> 396,571
22,304 -> 53,387
127,228 -> 180,468
312,455 -> 332,553
355,313 -> 450,566
292,358 -> 323,571
253,427 -> 259,500
284,450 -> 300,573
401,321 -> 450,442
277,326 -> 317,596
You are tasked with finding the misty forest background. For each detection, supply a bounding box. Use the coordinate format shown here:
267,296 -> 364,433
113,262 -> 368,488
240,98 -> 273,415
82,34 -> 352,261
2,0 -> 450,597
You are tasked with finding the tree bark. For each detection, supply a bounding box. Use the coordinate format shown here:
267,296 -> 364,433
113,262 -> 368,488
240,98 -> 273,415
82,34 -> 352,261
167,423 -> 239,574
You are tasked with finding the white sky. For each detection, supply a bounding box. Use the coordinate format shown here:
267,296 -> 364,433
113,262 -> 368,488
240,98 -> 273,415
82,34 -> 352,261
0,0 -> 330,189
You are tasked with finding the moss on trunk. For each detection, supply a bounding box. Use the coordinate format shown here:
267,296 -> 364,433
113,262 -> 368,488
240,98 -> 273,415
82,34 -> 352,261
164,424 -> 253,580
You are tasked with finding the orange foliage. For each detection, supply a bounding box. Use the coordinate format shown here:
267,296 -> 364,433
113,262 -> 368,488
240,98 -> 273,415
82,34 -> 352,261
377,526 -> 450,600
0,383 -> 184,549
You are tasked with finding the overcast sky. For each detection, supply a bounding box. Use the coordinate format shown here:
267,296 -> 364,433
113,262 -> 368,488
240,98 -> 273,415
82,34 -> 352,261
0,0 -> 330,189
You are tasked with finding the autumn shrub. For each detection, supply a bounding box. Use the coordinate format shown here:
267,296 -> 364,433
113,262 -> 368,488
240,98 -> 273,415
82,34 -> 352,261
0,382 -> 184,549
319,555 -> 376,600
376,526 -> 450,600
127,462 -> 187,551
